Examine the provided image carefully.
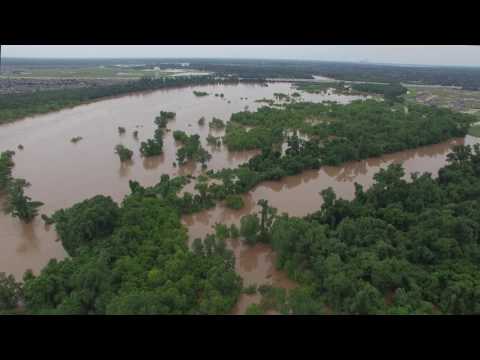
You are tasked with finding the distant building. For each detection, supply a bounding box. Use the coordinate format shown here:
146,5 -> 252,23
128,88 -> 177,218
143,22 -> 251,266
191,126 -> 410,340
179,63 -> 190,67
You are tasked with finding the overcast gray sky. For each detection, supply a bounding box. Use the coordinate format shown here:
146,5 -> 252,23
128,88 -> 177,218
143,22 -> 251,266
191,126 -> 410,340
3,45 -> 480,67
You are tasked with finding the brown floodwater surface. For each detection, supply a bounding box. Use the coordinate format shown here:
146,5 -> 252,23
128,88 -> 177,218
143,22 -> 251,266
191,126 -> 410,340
0,82 -> 362,281
0,81 -> 476,314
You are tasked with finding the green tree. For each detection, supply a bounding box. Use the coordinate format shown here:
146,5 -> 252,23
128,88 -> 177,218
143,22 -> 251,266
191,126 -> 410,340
3,179 -> 44,223
52,195 -> 120,256
225,194 -> 244,210
0,273 -> 22,312
115,144 -> 133,162
240,214 -> 260,245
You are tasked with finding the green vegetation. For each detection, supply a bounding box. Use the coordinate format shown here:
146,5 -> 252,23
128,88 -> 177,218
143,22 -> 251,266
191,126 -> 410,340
0,76 -> 248,124
198,117 -> 206,126
176,134 -> 211,166
209,117 -> 225,129
155,111 -> 176,128
115,144 -> 134,162
235,145 -> 480,314
17,145 -> 24,150
133,130 -> 139,139
225,194 -> 245,210
468,124 -> 480,137
0,151 -> 15,192
1,151 -> 43,223
70,136 -> 83,143
16,188 -> 242,314
3,179 -> 44,223
193,91 -> 209,97
223,122 -> 283,151
51,195 -> 120,256
240,200 -> 277,245
186,59 -> 480,90
350,83 -> 407,102
223,100 -> 473,163
404,85 -> 480,113
206,134 -> 221,146
173,130 -> 189,143
140,139 -> 163,157
295,82 -> 349,94
0,273 -> 22,312
140,115 -> 168,157
118,126 -> 126,135
245,303 -> 264,315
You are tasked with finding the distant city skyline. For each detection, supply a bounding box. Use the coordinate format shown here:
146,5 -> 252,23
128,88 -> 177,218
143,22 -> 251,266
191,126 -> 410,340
2,45 -> 480,67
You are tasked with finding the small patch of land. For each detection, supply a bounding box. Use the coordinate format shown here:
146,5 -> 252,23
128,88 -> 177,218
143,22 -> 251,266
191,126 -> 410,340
404,85 -> 480,116
0,64 -> 211,95
468,124 -> 480,137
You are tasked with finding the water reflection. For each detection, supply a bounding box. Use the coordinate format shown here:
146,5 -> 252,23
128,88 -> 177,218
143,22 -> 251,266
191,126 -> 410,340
16,220 -> 40,254
118,159 -> 134,177
142,155 -> 164,170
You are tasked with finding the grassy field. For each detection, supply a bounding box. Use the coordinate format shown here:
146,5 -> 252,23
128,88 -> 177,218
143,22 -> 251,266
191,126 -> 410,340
404,85 -> 480,115
1,66 -> 207,79
468,124 -> 480,137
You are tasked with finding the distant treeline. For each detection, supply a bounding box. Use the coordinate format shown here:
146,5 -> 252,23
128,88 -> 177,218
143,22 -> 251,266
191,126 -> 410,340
350,83 -> 408,101
6,58 -> 480,89
0,76 -> 263,124
182,60 -> 480,90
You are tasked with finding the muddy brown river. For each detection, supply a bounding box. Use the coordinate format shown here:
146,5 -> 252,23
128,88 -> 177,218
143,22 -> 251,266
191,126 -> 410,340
0,82 -> 477,314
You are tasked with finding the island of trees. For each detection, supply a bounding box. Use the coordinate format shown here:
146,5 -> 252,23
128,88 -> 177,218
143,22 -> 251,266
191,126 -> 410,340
139,111 -> 176,157
115,144 -> 133,162
1,150 -> 43,223
175,133 -> 212,167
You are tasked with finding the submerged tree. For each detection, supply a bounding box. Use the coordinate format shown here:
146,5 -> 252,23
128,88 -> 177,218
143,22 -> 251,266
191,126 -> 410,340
140,138 -> 163,157
115,144 -> 133,162
3,179 -> 44,223
0,150 -> 15,192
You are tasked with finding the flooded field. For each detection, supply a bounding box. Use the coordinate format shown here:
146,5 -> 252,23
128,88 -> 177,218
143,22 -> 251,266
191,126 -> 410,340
0,81 -> 476,313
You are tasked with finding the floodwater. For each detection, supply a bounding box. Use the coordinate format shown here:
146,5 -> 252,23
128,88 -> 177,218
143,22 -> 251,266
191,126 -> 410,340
183,136 -> 479,313
0,81 -> 476,314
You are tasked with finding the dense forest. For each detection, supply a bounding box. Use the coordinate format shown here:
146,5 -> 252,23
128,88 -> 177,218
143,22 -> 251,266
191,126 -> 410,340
181,59 -> 480,90
235,144 -> 480,314
0,186 -> 242,314
349,83 -> 407,101
224,100 -> 472,158
4,144 -> 480,314
0,76 -> 261,124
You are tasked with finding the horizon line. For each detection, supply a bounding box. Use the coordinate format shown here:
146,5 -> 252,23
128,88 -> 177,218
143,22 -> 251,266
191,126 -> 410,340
2,56 -> 480,69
